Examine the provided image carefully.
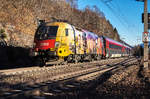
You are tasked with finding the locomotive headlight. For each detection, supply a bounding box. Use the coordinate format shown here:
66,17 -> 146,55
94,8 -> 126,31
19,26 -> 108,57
55,42 -> 60,48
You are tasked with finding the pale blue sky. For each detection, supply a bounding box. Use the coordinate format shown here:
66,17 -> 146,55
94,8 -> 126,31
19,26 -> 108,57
77,0 -> 150,46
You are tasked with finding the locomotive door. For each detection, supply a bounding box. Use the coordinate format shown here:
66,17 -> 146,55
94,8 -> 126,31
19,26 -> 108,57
83,32 -> 87,54
102,36 -> 106,58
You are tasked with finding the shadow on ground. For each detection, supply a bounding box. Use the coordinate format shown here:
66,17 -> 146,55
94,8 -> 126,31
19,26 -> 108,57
0,46 -> 33,69
0,50 -> 150,98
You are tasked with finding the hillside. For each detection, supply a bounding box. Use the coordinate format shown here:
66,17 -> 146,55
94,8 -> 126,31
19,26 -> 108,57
0,0 -> 121,47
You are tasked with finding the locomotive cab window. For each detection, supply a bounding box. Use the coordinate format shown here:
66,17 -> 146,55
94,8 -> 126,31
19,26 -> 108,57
35,26 -> 58,39
65,29 -> 69,36
47,26 -> 58,37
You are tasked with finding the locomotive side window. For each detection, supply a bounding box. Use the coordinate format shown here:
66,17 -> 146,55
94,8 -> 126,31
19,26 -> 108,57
109,43 -> 122,50
65,29 -> 69,36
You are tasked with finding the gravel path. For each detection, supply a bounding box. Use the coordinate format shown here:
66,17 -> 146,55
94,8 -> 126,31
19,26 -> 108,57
43,57 -> 150,99
94,58 -> 150,98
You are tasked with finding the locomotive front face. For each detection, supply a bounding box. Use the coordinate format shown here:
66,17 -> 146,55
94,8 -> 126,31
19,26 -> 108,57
34,26 -> 58,50
31,22 -> 75,61
32,25 -> 59,58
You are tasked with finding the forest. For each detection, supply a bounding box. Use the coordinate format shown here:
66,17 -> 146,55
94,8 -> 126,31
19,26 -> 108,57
0,0 -> 120,47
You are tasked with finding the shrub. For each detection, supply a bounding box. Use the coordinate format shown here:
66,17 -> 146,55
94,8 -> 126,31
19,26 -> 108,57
0,29 -> 7,39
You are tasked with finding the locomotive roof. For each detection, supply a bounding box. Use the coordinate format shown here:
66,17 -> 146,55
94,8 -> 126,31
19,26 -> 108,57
46,22 -> 70,26
82,29 -> 98,39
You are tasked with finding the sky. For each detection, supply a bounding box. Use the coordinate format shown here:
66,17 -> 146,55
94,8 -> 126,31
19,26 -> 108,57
77,0 -> 150,46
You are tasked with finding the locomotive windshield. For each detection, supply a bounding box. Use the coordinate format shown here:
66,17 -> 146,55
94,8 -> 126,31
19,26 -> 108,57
35,26 -> 58,39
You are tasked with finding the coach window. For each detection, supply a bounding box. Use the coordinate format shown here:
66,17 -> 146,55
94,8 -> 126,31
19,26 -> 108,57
65,29 -> 69,36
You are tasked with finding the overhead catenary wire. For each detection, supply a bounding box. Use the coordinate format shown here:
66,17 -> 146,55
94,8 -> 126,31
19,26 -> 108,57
109,1 -> 130,27
100,0 -> 131,34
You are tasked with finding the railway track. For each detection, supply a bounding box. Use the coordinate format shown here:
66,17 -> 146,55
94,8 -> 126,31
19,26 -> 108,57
0,57 -> 137,99
0,57 -> 132,76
